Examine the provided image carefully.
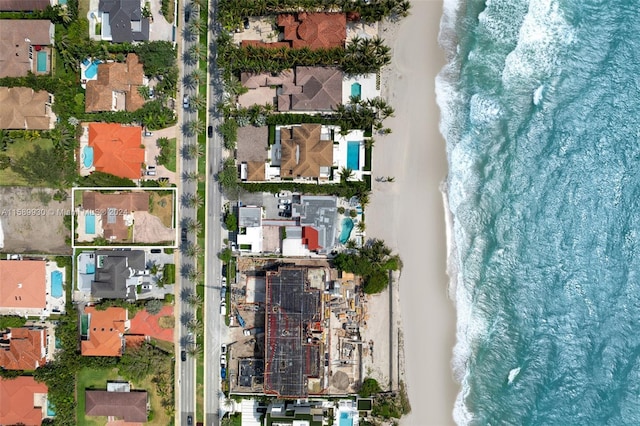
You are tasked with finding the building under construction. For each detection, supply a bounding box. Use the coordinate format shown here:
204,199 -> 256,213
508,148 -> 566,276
264,267 -> 325,398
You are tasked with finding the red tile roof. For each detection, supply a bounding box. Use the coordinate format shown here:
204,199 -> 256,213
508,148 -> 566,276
0,260 -> 46,310
278,13 -> 346,49
81,307 -> 127,357
0,328 -> 47,370
302,226 -> 321,251
0,376 -> 47,426
128,305 -> 174,342
88,123 -> 144,179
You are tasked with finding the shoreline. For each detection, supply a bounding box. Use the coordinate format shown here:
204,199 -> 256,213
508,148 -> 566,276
367,1 -> 458,424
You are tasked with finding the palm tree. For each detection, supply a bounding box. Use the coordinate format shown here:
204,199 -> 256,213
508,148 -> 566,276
181,25 -> 197,42
180,263 -> 194,279
339,167 -> 354,183
180,287 -> 194,302
182,170 -> 200,182
183,192 -> 203,209
183,142 -> 204,159
345,239 -> 358,250
188,44 -> 206,62
190,68 -> 207,86
187,292 -> 202,307
188,19 -> 204,35
57,5 -> 72,24
180,334 -> 194,347
182,50 -> 198,66
186,343 -> 200,357
187,119 -> 205,136
356,221 -> 366,233
183,242 -> 202,258
180,311 -> 194,326
185,218 -> 202,234
188,94 -> 206,112
386,176 -> 395,182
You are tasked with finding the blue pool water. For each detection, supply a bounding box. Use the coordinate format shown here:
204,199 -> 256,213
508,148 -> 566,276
350,82 -> 361,99
346,141 -> 360,171
339,218 -> 353,244
84,60 -> 101,79
51,271 -> 63,298
85,263 -> 95,274
82,146 -> 94,168
85,214 -> 96,234
36,51 -> 47,72
47,400 -> 55,417
439,0 -> 640,424
339,412 -> 353,426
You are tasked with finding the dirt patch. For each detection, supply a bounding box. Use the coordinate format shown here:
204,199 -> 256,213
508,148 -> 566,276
0,187 -> 71,254
158,315 -> 174,329
133,211 -> 175,244
148,193 -> 174,228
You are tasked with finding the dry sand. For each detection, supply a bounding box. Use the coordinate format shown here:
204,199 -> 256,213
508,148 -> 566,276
366,1 -> 458,424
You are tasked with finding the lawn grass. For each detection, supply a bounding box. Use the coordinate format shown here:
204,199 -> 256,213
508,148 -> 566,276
163,263 -> 176,284
0,138 -> 53,186
149,192 -> 174,227
161,137 -> 177,172
76,364 -> 172,425
78,0 -> 90,24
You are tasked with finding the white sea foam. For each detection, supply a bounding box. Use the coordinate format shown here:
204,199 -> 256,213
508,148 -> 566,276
533,85 -> 545,105
508,367 -> 521,384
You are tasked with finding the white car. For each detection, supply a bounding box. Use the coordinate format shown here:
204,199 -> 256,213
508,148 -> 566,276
279,199 -> 291,204
221,343 -> 227,354
220,301 -> 227,315
220,354 -> 227,367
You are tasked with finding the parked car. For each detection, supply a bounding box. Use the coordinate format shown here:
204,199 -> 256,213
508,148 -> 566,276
181,227 -> 188,243
148,88 -> 155,99
147,165 -> 156,170
143,130 -> 153,137
181,350 -> 187,361
208,125 -> 213,138
220,301 -> 227,315
221,343 -> 227,354
183,94 -> 189,109
278,204 -> 289,210
221,367 -> 226,380
187,415 -> 193,425
150,249 -> 161,254
145,170 -> 156,176
279,199 -> 291,204
220,286 -> 226,298
243,17 -> 250,29
141,284 -> 152,290
220,354 -> 226,367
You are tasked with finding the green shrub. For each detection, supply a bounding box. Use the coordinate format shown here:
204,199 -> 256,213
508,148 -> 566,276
359,377 -> 381,397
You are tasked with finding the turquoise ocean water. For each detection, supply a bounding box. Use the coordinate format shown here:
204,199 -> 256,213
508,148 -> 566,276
437,0 -> 640,424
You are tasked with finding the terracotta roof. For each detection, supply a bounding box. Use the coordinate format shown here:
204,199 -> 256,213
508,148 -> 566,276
81,306 -> 127,356
85,390 -> 147,422
0,87 -> 53,130
277,13 -> 346,49
0,327 -> 47,370
0,20 -> 53,77
0,376 -> 47,426
0,260 -> 46,310
0,0 -> 51,11
82,191 -> 149,241
302,226 -> 321,251
288,67 -> 342,111
246,161 -> 266,182
88,123 -> 144,179
85,54 -> 145,112
280,124 -> 333,178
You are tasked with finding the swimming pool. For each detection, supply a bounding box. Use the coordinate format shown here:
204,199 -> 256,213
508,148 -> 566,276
82,146 -> 94,168
339,217 -> 354,244
85,263 -> 95,274
350,82 -> 362,99
84,60 -> 101,79
36,51 -> 47,73
51,271 -> 63,298
347,141 -> 360,170
85,213 -> 96,234
339,411 -> 353,426
47,400 -> 56,417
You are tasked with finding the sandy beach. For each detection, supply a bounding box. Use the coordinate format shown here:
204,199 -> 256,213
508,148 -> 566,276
366,1 -> 458,424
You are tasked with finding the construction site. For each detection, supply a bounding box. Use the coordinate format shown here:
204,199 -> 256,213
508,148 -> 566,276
227,257 -> 368,398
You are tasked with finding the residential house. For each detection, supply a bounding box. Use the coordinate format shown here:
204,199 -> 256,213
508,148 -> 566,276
85,389 -> 148,422
81,306 -> 127,356
279,124 -> 333,180
266,401 -> 328,426
98,0 -> 149,43
0,376 -> 48,425
0,0 -> 51,11
240,67 -> 342,112
0,260 -> 46,316
236,206 -> 262,253
87,250 -> 147,300
0,327 -> 47,370
283,195 -> 338,256
0,87 -> 55,130
82,192 -> 149,242
241,13 -> 346,50
0,20 -> 53,77
85,53 -> 145,112
87,123 -> 145,179
236,126 -> 269,182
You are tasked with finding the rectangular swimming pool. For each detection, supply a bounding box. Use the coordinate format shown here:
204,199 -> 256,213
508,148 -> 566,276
347,141 -> 360,170
339,412 -> 353,426
85,213 -> 96,234
37,51 -> 47,73
51,271 -> 63,298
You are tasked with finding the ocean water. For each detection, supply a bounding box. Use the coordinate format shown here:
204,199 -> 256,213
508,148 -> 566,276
437,0 -> 640,424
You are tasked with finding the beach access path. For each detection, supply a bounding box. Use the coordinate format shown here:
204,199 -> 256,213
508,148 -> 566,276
366,1 -> 458,424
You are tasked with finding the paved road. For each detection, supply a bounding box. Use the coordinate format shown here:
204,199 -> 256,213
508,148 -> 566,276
204,0 -> 225,423
177,1 -> 200,423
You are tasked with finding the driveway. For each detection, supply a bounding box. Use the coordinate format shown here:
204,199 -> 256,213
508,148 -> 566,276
144,125 -> 178,184
149,0 -> 176,42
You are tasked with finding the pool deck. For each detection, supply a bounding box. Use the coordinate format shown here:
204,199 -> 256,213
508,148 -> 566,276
78,124 -> 95,176
342,74 -> 380,104
333,130 -> 368,182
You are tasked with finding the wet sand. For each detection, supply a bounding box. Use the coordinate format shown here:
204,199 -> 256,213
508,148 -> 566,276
367,1 -> 458,424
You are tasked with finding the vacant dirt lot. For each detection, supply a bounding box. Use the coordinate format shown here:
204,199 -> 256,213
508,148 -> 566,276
0,187 -> 71,254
